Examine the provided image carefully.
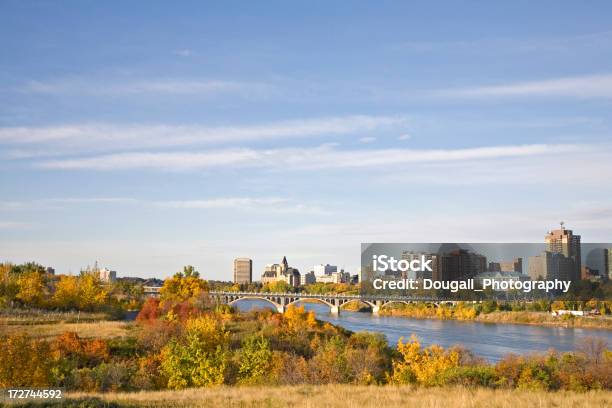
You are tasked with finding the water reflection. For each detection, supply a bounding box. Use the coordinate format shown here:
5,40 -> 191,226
234,299 -> 612,362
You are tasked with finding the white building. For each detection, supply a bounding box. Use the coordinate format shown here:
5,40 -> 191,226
315,271 -> 350,284
313,264 -> 337,277
99,267 -> 117,283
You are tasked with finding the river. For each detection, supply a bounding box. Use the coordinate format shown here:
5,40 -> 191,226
233,299 -> 612,362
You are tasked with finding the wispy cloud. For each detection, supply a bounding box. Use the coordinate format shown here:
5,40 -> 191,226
37,143 -> 588,171
359,136 -> 377,144
435,73 -> 612,99
391,30 -> 612,54
21,78 -> 269,96
0,197 -> 328,215
0,115 -> 407,157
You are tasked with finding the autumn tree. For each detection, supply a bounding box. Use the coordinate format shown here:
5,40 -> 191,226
0,262 -> 18,306
15,271 -> 48,307
78,273 -> 109,311
52,275 -> 80,310
0,334 -> 54,387
391,335 -> 462,386
160,265 -> 208,304
160,315 -> 229,389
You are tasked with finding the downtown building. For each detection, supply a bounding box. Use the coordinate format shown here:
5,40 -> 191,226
433,249 -> 487,281
528,251 -> 574,281
401,251 -> 437,280
544,224 -> 581,281
261,256 -> 301,287
528,224 -> 581,281
233,258 -> 253,284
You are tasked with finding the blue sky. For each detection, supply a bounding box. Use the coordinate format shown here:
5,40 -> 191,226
1,1 -> 612,279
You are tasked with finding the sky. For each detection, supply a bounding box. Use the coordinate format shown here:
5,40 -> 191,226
1,1 -> 612,279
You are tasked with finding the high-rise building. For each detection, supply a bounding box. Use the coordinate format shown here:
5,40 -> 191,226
604,248 -> 612,281
528,251 -> 574,281
545,223 -> 581,281
433,249 -> 486,281
402,251 -> 437,279
233,258 -> 252,284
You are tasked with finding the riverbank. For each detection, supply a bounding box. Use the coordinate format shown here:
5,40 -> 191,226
377,305 -> 612,330
26,385 -> 609,407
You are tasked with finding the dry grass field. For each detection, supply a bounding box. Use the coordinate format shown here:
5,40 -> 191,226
0,320 -> 133,339
62,385 -> 612,408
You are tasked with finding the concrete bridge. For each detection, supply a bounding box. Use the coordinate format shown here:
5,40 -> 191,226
209,291 -> 458,314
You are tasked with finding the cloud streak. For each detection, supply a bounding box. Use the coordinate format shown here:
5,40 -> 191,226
21,78 -> 268,96
436,73 -> 612,99
0,115 -> 407,157
0,197 -> 328,215
37,143 -> 588,171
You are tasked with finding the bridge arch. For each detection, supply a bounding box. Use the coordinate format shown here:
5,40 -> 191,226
228,296 -> 282,310
339,299 -> 374,310
287,297 -> 334,309
379,300 -> 412,310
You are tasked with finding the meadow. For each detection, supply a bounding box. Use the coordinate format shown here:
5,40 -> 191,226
5,386 -> 611,407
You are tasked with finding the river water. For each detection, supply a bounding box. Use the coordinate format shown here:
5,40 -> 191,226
233,299 -> 612,362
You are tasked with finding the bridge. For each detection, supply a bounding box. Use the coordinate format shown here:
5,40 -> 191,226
209,291 -> 458,314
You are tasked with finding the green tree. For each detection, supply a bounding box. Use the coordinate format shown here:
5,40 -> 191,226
238,334 -> 272,384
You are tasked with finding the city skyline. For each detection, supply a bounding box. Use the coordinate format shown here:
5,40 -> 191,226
2,2 -> 612,279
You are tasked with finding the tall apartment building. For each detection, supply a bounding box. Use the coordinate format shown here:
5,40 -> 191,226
605,248 -> 612,281
233,258 -> 253,284
545,224 -> 581,281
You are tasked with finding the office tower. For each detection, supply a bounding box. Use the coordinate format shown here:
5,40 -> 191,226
528,251 -> 573,281
545,223 -> 581,281
433,249 -> 486,281
605,248 -> 612,281
402,251 -> 437,279
233,258 -> 252,284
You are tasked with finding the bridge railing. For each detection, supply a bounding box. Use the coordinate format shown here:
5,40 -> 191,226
208,291 -> 445,302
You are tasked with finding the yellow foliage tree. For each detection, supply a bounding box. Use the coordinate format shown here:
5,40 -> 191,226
52,275 -> 80,309
78,273 -> 109,311
160,266 -> 208,304
391,335 -> 461,386
15,271 -> 47,307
